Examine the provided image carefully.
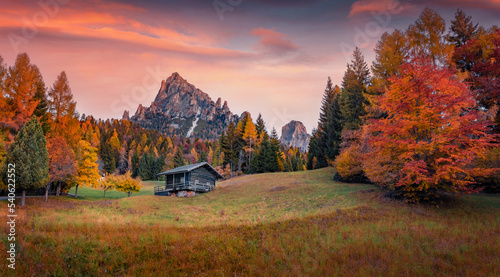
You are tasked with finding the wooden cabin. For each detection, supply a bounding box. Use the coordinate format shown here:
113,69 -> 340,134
154,162 -> 224,197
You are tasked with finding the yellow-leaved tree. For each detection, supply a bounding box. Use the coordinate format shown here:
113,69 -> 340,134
114,172 -> 142,197
73,140 -> 101,198
100,172 -> 142,198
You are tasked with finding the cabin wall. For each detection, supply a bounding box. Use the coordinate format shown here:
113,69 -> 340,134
191,167 -> 216,186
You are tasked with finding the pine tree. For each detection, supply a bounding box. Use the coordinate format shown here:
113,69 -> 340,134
32,77 -> 51,134
323,86 -> 343,161
173,145 -> 186,168
448,9 -> 478,47
319,77 -> 335,132
138,152 -> 155,180
131,150 -> 140,177
340,47 -> 370,131
100,140 -> 116,174
154,155 -> 165,178
221,121 -> 238,174
255,113 -> 266,138
1,116 -> 49,207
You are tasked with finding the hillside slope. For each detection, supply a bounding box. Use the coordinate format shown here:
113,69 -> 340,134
1,169 -> 499,276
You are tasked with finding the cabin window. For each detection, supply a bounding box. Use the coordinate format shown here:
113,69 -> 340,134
166,175 -> 173,185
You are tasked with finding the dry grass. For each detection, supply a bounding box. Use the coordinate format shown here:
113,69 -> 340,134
1,168 -> 499,276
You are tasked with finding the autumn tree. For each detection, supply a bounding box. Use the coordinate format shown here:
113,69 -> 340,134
74,140 -> 101,198
453,28 -> 500,132
47,71 -> 80,147
1,117 -> 49,206
48,71 -> 76,123
407,8 -> 453,65
363,57 -> 497,201
113,172 -> 142,197
1,53 -> 45,140
242,116 -> 257,172
47,136 -> 77,199
371,30 -> 409,95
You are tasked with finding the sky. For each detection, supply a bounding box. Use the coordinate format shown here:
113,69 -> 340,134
0,0 -> 499,135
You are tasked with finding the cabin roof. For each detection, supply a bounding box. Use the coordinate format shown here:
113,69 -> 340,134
156,162 -> 224,179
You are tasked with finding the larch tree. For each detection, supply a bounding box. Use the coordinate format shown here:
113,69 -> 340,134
363,57 -> 497,202
1,116 -> 49,207
74,140 -> 101,198
406,8 -> 453,66
1,53 -> 45,139
47,136 -> 77,199
242,117 -> 257,172
48,71 -> 76,123
47,71 -> 80,147
371,29 -> 409,95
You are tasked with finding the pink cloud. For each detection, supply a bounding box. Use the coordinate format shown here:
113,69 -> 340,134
349,0 -> 500,17
251,27 -> 300,54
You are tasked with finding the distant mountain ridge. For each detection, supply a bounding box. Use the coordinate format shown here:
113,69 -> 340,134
280,120 -> 311,152
124,72 -> 238,140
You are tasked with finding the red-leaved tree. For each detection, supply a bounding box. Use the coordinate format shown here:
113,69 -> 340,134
363,57 -> 497,201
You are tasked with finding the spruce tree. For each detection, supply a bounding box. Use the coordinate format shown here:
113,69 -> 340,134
323,87 -> 343,161
131,151 -> 140,178
255,113 -> 266,138
448,9 -> 478,47
1,116 -> 49,206
32,78 -> 51,134
318,77 -> 335,132
340,47 -> 370,131
138,152 -> 155,180
173,145 -> 186,168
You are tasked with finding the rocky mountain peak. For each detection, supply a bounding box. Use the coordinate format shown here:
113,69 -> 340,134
128,73 -> 238,139
280,120 -> 311,152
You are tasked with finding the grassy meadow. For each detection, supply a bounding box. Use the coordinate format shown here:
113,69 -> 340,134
1,168 -> 499,276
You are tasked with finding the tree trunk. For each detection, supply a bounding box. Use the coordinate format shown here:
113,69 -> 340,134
128,191 -> 131,197
21,190 -> 26,207
56,181 -> 61,197
45,183 -> 50,202
74,184 -> 79,198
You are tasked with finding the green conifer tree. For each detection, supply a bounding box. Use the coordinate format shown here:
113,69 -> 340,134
1,116 -> 49,206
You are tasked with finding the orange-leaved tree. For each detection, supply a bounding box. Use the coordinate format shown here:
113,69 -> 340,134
47,136 -> 77,200
364,57 -> 497,201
